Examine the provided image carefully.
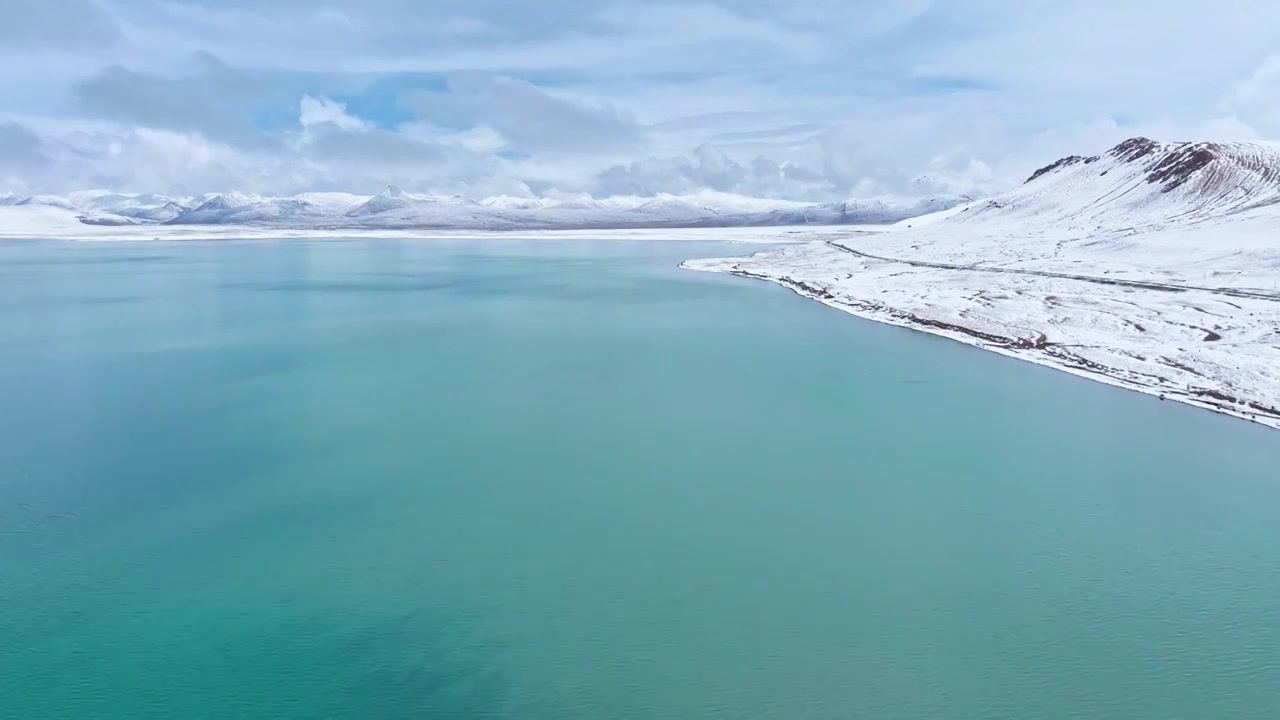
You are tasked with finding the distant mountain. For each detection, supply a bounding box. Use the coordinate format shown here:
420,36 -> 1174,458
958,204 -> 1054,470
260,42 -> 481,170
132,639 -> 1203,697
70,192 -> 189,226
294,192 -> 369,213
17,195 -> 79,211
192,191 -> 265,212
345,186 -> 483,219
167,198 -> 330,226
480,196 -> 556,211
0,187 -> 972,231
124,201 -> 190,223
71,192 -> 183,212
345,185 -> 420,217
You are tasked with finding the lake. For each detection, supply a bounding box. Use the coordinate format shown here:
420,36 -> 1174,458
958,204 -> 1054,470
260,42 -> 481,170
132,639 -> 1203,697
2,238 -> 1279,719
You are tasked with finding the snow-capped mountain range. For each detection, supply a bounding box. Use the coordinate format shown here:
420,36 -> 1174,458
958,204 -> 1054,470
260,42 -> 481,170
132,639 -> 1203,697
0,187 -> 971,231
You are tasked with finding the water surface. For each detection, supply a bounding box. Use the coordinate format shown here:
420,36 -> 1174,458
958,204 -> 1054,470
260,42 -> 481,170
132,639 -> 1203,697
2,238 -> 1279,719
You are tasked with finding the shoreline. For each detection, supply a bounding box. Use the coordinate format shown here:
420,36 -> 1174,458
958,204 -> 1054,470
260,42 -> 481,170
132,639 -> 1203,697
682,260 -> 1280,432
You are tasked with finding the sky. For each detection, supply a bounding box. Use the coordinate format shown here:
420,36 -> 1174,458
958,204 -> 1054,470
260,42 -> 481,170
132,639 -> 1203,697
1,0 -> 1279,201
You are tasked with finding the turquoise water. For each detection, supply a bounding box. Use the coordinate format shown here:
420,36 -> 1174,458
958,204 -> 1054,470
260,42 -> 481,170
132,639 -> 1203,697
2,238 -> 1279,719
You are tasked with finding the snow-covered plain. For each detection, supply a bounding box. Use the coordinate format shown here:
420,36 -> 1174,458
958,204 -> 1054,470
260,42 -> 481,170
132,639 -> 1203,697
684,138 -> 1280,429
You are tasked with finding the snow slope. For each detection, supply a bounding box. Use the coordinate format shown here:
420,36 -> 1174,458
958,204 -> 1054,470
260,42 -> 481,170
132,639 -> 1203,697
16,195 -> 79,211
294,192 -> 370,212
996,137 -> 1280,229
684,137 -> 1280,429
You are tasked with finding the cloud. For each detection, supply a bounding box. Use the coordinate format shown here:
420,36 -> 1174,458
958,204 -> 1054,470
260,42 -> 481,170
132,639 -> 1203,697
1222,55 -> 1280,137
2,0 -> 1279,200
595,144 -> 829,197
145,0 -> 822,77
441,75 -> 642,153
294,96 -> 447,178
299,96 -> 370,132
73,52 -> 272,148
0,122 -> 49,170
1231,55 -> 1280,107
301,124 -> 445,168
594,2 -> 818,53
0,0 -> 120,50
4,126 -> 278,196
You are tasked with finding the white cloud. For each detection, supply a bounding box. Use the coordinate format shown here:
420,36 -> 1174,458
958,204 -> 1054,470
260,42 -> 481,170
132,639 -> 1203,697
1,0 -> 1278,200
1232,56 -> 1280,105
1223,55 -> 1280,137
299,96 -> 369,132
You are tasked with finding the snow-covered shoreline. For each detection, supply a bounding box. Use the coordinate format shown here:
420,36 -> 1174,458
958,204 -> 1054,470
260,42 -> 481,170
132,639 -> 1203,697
682,235 -> 1280,432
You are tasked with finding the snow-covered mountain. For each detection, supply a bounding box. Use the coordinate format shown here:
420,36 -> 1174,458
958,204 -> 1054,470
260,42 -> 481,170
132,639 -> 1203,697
957,137 -> 1280,232
0,186 -> 971,231
125,202 -> 190,223
71,191 -> 183,212
16,195 -> 80,211
480,195 -> 557,211
294,192 -> 369,212
171,199 -> 333,226
189,191 -> 266,213
888,136 -> 1280,278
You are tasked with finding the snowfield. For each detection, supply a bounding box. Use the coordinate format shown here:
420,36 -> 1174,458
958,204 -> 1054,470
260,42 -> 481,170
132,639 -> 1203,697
684,138 -> 1280,429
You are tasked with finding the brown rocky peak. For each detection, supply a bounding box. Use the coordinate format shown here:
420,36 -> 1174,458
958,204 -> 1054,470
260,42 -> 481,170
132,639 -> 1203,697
1109,137 -> 1161,163
1029,137 -> 1228,193
1027,156 -> 1084,183
1144,142 -> 1219,192
1025,154 -> 1101,183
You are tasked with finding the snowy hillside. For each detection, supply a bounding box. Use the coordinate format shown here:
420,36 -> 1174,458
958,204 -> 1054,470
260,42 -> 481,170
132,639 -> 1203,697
874,137 -> 1280,285
961,137 -> 1280,232
685,137 -> 1280,429
0,187 -> 970,232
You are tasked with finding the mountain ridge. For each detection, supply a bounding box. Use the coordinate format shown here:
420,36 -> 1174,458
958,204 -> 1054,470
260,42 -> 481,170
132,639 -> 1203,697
2,188 -> 973,231
942,136 -> 1280,234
